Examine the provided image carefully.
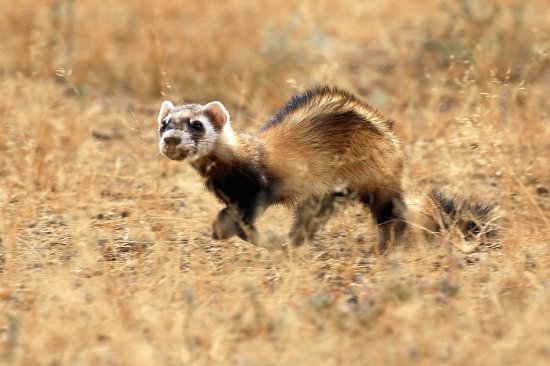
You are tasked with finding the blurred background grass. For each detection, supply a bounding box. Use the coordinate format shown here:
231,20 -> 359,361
3,0 -> 548,101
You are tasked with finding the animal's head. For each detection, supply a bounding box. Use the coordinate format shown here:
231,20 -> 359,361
157,101 -> 230,161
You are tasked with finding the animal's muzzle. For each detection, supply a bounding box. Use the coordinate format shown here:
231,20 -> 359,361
163,136 -> 181,146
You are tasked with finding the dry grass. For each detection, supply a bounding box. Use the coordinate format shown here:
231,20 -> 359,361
1,0 -> 550,365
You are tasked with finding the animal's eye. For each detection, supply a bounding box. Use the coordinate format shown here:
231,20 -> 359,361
160,118 -> 171,133
191,121 -> 204,132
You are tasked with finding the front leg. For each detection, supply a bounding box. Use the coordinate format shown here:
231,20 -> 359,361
211,203 -> 277,249
212,206 -> 249,241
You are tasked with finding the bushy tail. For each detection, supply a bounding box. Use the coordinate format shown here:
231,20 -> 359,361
404,187 -> 499,247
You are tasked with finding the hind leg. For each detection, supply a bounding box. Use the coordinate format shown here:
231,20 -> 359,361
288,189 -> 354,247
288,198 -> 331,248
360,189 -> 406,253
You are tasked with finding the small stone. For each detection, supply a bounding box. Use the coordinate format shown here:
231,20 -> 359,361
536,186 -> 549,196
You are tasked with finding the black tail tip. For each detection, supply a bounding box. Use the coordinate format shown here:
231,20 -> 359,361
430,188 -> 498,239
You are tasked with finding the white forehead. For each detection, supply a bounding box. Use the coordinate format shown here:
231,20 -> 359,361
165,104 -> 211,123
168,108 -> 195,120
173,103 -> 202,114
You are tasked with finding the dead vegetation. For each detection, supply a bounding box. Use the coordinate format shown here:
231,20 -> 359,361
1,0 -> 549,365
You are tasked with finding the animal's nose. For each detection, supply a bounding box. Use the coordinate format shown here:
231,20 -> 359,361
164,136 -> 181,146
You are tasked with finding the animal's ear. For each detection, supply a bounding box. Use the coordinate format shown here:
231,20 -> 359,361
204,101 -> 229,130
158,101 -> 174,125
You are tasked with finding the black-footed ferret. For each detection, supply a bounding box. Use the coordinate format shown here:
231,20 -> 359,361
157,86 -> 496,251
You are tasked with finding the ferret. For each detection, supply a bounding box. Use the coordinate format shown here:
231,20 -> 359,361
157,86 -> 496,251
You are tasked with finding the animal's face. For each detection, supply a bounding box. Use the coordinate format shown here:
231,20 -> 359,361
157,101 -> 229,161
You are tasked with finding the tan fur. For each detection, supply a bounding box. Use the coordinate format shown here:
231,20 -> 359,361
260,87 -> 404,204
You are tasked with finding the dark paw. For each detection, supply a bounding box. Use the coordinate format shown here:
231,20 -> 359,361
212,208 -> 242,240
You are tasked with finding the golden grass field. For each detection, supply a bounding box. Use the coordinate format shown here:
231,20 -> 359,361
1,0 -> 550,364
